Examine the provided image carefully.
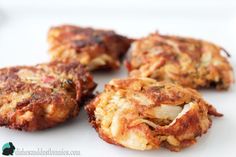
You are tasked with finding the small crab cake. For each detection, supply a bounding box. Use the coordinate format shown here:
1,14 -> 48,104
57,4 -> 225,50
48,25 -> 131,71
126,33 -> 234,89
0,61 -> 96,131
85,78 -> 222,151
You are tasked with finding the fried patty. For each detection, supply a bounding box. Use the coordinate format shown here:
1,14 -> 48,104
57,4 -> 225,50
85,78 -> 222,151
0,61 -> 96,131
126,33 -> 234,89
48,25 -> 131,71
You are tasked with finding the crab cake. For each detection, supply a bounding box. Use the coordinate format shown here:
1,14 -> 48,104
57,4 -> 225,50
48,25 -> 131,71
85,78 -> 222,151
0,61 -> 96,131
126,33 -> 234,89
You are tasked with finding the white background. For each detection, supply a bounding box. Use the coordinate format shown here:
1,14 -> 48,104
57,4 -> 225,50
0,0 -> 236,157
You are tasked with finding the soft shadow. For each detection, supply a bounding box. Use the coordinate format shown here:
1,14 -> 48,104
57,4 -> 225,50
0,8 -> 8,28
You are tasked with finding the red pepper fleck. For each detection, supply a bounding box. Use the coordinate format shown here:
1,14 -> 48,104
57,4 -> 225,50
42,76 -> 55,83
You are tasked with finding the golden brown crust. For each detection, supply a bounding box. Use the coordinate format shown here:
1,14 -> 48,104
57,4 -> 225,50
126,33 -> 234,89
85,78 -> 222,151
48,25 -> 131,71
0,61 -> 96,131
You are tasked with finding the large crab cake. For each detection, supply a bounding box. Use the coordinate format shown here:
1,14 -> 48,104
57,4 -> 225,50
85,78 -> 222,151
48,25 -> 131,71
0,61 -> 96,131
126,33 -> 234,89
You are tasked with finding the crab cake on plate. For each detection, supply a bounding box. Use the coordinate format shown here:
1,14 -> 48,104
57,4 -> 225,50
85,78 -> 222,151
48,25 -> 131,71
126,33 -> 234,89
0,61 -> 96,131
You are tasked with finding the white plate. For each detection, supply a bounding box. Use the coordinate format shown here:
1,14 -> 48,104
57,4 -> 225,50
0,1 -> 236,157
